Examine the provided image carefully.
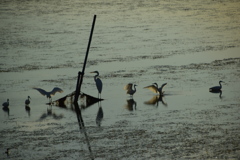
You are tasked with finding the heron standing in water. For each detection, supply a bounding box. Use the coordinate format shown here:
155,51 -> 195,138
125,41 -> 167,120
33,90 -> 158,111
33,87 -> 63,102
209,81 -> 224,92
144,83 -> 167,96
90,71 -> 102,99
25,96 -> 31,106
124,83 -> 137,96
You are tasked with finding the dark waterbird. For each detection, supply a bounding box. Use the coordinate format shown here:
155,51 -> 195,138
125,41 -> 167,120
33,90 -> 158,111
33,87 -> 63,102
2,99 -> 9,110
91,71 -> 103,99
124,83 -> 137,96
209,81 -> 224,92
25,96 -> 31,106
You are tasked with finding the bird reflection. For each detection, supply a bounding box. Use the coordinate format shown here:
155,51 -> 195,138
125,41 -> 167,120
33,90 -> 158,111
39,104 -> 64,121
209,90 -> 223,99
124,98 -> 137,111
25,105 -> 31,117
5,148 -> 10,157
96,104 -> 103,127
144,95 -> 167,107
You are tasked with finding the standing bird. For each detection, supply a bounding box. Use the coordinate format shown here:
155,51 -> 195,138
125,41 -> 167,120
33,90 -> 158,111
33,87 -> 63,102
90,71 -> 103,99
124,83 -> 137,96
25,96 -> 31,106
209,81 -> 224,92
144,83 -> 167,96
2,99 -> 9,110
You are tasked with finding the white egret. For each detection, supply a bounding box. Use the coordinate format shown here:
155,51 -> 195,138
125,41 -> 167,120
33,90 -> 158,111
33,87 -> 63,102
209,81 -> 224,91
25,96 -> 31,106
124,83 -> 137,96
90,71 -> 103,98
2,99 -> 9,109
144,83 -> 167,95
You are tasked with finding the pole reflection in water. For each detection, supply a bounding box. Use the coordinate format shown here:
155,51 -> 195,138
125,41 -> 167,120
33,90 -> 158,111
96,102 -> 104,127
73,102 -> 94,160
124,98 -> 137,111
209,90 -> 223,99
144,95 -> 167,107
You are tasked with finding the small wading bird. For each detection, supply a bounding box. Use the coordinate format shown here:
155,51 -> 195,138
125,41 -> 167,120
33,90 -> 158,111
25,96 -> 31,106
90,71 -> 102,99
124,83 -> 137,96
2,99 -> 9,110
33,87 -> 63,102
144,83 -> 167,96
209,81 -> 224,92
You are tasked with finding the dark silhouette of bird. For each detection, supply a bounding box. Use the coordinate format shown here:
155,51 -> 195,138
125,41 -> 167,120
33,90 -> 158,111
144,83 -> 167,95
33,87 -> 63,102
124,83 -> 137,96
2,99 -> 9,110
209,81 -> 224,92
90,71 -> 103,99
25,96 -> 31,106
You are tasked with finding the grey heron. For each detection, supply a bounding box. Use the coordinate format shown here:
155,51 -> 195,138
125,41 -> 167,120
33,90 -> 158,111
2,99 -> 9,109
144,83 -> 167,95
90,71 -> 103,98
33,87 -> 63,102
25,96 -> 31,106
124,83 -> 137,96
209,81 -> 224,91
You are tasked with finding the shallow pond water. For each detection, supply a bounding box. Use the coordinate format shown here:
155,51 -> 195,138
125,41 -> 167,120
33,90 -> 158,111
1,0 -> 240,159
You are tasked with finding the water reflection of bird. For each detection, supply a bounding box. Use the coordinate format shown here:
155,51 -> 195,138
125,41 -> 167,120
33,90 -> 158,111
144,95 -> 167,107
124,98 -> 137,111
39,105 -> 64,121
96,106 -> 103,127
144,83 -> 167,95
25,96 -> 31,106
124,83 -> 137,96
209,81 -> 223,91
25,105 -> 31,116
5,148 -> 10,157
209,90 -> 223,99
33,87 -> 63,102
2,99 -> 9,109
91,71 -> 103,99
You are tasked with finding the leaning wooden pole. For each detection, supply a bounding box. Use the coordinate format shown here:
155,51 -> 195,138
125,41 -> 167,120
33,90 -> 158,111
74,15 -> 97,104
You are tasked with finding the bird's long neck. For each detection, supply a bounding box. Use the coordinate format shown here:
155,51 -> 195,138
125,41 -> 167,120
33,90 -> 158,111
219,81 -> 222,88
133,85 -> 136,91
94,73 -> 99,80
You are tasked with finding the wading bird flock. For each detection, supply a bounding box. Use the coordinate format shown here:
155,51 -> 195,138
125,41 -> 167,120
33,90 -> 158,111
2,70 -> 224,111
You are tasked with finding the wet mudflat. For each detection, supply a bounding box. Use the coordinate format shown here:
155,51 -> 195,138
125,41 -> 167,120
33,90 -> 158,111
1,0 -> 240,159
